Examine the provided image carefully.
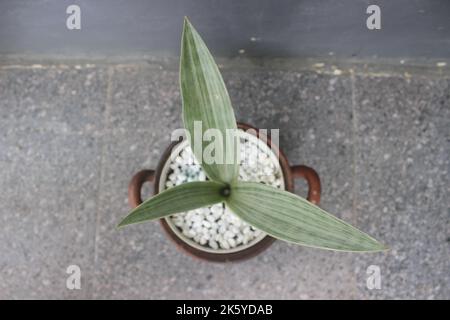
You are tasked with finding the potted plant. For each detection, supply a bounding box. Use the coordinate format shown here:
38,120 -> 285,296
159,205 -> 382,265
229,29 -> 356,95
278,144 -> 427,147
118,18 -> 386,262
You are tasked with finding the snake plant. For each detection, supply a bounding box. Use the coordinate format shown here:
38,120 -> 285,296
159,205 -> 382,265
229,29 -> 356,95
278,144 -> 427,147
118,18 -> 386,252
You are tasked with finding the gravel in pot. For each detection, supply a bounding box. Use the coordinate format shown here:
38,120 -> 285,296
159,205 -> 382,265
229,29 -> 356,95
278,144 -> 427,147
159,129 -> 285,254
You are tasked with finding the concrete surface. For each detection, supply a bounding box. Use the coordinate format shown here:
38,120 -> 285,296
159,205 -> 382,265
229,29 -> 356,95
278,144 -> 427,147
2,0 -> 450,60
0,59 -> 448,299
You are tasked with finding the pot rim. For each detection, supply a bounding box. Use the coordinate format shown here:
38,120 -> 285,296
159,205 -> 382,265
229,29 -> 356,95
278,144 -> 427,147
154,122 -> 295,262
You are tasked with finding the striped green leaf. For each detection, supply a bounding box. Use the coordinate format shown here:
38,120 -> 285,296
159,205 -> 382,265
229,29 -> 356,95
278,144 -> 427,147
180,18 -> 239,184
226,181 -> 386,252
118,181 -> 226,228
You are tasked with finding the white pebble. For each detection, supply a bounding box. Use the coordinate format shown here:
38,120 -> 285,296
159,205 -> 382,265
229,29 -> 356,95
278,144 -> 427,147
202,221 -> 211,229
175,156 -> 184,164
173,219 -> 183,227
230,226 -> 239,235
209,223 -> 218,231
165,181 -> 174,188
224,230 -> 234,239
208,240 -> 218,250
219,240 -> 230,249
192,221 -> 202,229
219,225 -> 227,234
230,218 -> 241,227
183,229 -> 195,238
196,207 -> 209,215
211,204 -> 224,216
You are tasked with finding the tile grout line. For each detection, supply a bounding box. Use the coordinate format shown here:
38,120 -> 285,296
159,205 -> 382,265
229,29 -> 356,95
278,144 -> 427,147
349,69 -> 360,299
349,71 -> 360,233
2,61 -> 450,80
89,66 -> 114,299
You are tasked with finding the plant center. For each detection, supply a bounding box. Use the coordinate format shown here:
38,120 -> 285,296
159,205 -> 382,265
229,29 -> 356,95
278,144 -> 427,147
220,185 -> 231,197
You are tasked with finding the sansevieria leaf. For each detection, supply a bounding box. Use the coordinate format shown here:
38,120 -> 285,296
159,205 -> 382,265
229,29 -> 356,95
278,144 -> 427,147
180,18 -> 239,184
226,181 -> 386,252
118,181 -> 226,227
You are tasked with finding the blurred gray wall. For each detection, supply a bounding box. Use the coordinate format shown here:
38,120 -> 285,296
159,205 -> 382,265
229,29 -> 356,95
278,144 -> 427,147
0,0 -> 449,59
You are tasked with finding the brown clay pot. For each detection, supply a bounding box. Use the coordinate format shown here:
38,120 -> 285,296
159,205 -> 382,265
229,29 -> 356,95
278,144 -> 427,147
128,122 -> 321,262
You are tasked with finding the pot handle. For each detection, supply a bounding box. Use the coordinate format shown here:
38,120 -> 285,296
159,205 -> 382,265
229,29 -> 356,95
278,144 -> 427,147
128,170 -> 155,209
290,165 -> 321,205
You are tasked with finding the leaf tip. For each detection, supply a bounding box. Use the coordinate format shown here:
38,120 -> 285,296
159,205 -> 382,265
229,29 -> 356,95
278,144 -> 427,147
181,17 -> 193,54
183,16 -> 192,32
365,240 -> 389,252
116,218 -> 128,229
117,213 -> 136,229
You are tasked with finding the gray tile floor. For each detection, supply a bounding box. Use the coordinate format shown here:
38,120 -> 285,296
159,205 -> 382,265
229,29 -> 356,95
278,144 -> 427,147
0,59 -> 448,299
